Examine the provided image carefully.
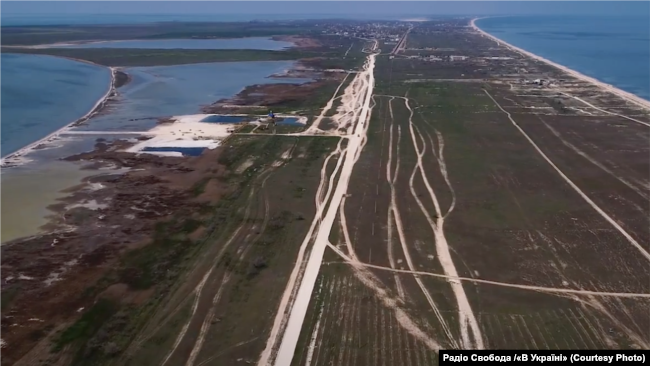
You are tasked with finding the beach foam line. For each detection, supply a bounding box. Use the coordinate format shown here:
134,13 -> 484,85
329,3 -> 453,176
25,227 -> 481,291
470,17 -> 650,112
1,66 -> 117,168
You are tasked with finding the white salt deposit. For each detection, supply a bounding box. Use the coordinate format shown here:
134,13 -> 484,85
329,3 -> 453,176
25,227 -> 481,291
126,114 -> 231,155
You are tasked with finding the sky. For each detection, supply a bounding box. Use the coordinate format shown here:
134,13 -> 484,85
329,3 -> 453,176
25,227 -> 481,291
3,1 -> 649,16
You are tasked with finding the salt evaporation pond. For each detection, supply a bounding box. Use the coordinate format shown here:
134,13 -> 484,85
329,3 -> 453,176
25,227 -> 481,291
200,115 -> 301,125
200,115 -> 249,123
142,146 -> 206,156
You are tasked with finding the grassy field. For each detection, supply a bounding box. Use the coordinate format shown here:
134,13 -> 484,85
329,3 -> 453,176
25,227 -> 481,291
119,134 -> 342,366
288,20 -> 650,365
10,19 -> 650,366
42,133 -> 344,366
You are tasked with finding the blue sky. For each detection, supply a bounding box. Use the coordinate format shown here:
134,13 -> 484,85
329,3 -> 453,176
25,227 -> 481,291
3,1 -> 649,16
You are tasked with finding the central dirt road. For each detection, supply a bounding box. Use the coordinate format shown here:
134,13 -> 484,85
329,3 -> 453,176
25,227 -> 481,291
258,42 -> 379,366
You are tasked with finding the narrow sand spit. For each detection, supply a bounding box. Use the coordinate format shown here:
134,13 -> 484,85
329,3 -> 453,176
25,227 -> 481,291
471,18 -> 650,111
1,67 -> 117,167
259,45 -> 378,366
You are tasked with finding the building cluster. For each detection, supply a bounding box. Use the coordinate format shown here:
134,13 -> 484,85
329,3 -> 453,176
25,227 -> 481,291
317,21 -> 410,41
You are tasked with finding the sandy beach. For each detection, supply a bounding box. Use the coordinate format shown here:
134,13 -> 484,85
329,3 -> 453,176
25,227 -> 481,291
470,17 -> 650,111
0,66 -> 117,168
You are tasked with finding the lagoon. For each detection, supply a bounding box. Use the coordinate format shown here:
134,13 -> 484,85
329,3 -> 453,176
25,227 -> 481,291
76,61 -> 311,132
56,37 -> 293,50
1,53 -> 111,157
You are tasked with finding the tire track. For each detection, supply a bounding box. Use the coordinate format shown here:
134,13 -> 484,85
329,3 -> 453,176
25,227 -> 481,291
309,73 -> 351,133
265,50 -> 380,366
189,158 -> 286,365
164,165 -> 276,365
402,96 -> 483,349
534,114 -> 649,200
325,245 -> 650,298
185,273 -> 232,366
326,242 -> 441,351
386,97 -> 407,300
559,92 -> 650,128
484,89 -> 650,262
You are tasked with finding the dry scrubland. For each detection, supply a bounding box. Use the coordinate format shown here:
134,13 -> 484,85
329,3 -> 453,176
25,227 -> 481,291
288,19 -> 650,366
5,19 -> 649,366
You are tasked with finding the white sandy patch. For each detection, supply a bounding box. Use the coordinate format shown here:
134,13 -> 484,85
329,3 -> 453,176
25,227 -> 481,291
66,199 -> 109,211
86,182 -> 106,191
44,259 -> 78,287
126,114 -> 231,155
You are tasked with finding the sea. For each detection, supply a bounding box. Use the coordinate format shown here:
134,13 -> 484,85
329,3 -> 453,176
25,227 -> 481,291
476,15 -> 650,100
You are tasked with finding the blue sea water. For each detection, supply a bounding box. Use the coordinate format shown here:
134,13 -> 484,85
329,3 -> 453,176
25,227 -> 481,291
476,15 -> 650,101
1,53 -> 111,157
58,38 -> 293,50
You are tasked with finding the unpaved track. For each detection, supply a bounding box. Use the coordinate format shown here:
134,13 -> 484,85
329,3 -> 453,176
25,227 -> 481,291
402,96 -> 484,349
559,92 -> 650,128
324,244 -> 650,299
158,168 -> 274,366
259,44 -> 379,366
309,73 -> 351,133
484,89 -> 650,263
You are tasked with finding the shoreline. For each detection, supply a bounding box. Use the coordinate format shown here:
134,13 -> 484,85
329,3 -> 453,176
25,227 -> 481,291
470,17 -> 650,111
0,64 -> 118,168
0,52 -> 315,168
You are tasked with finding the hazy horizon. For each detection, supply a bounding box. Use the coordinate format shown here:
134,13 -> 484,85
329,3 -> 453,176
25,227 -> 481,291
3,1 -> 649,17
